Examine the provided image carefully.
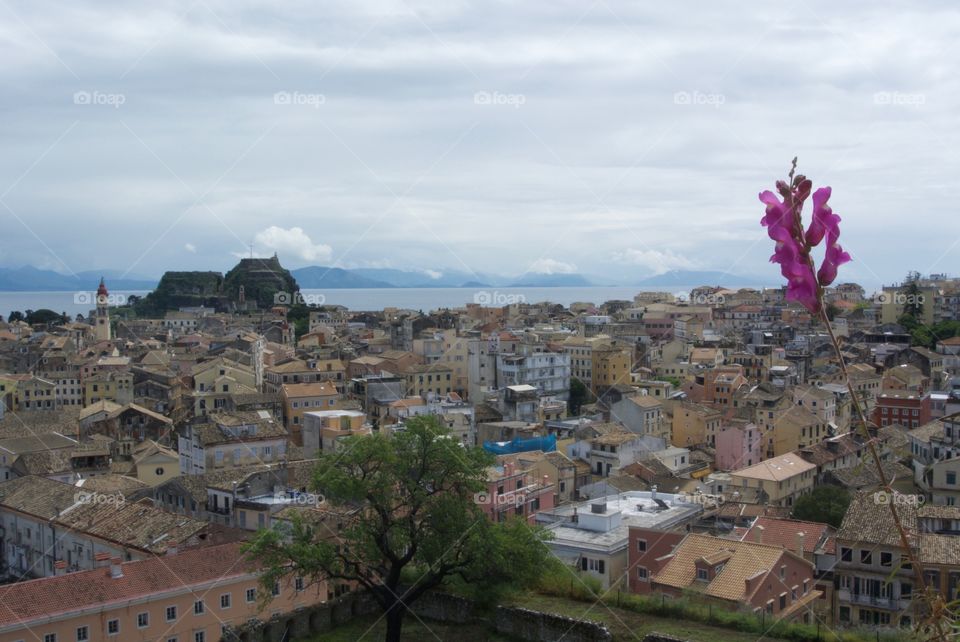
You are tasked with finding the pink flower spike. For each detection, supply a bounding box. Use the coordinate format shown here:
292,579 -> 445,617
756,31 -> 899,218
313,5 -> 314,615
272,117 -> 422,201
759,166 -> 848,315
818,240 -> 851,287
805,187 -> 835,247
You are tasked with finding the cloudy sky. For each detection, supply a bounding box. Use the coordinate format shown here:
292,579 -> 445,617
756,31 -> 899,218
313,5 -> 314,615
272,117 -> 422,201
1,0 -> 957,289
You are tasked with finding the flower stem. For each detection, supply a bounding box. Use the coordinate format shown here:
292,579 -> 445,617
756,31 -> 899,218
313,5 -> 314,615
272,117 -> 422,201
817,305 -> 947,640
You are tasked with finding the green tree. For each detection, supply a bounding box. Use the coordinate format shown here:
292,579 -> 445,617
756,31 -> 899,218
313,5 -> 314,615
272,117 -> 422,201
25,308 -> 64,325
901,273 -> 925,320
568,378 -> 589,414
244,416 -> 554,642
791,485 -> 850,528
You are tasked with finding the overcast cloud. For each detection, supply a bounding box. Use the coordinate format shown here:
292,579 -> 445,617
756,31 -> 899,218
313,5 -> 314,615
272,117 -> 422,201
1,0 -> 958,288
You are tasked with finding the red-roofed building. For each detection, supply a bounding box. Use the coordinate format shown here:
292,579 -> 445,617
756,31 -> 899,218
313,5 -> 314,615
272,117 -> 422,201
741,516 -> 837,620
627,526 -> 685,594
0,543 -> 327,642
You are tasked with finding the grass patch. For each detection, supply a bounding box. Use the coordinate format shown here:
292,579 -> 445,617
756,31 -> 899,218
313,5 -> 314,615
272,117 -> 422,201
299,616 -> 517,641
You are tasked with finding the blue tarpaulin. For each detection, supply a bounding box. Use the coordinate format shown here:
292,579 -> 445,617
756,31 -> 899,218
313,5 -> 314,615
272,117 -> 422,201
483,434 -> 557,455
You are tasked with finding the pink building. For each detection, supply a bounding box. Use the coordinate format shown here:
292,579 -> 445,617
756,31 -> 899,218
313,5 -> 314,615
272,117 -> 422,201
715,420 -> 761,471
478,461 -> 555,524
0,542 -> 326,642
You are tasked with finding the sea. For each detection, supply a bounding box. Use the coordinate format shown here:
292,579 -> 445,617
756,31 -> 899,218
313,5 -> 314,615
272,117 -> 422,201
0,286 -> 703,318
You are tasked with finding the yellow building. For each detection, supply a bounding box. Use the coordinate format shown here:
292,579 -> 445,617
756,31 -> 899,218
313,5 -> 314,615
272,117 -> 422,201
878,284 -> 937,325
401,363 -> 455,400
755,402 -> 827,459
0,374 -> 31,412
729,452 -> 817,507
192,358 -> 257,415
591,344 -> 632,396
83,371 -> 133,407
670,401 -> 723,448
281,381 -> 341,444
132,440 -> 181,486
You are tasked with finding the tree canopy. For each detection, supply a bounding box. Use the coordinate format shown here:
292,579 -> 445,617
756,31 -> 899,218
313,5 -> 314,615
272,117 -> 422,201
244,416 -> 554,642
791,485 -> 851,528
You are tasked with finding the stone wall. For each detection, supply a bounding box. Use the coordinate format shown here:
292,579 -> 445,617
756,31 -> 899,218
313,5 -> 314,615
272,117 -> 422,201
221,589 -> 612,642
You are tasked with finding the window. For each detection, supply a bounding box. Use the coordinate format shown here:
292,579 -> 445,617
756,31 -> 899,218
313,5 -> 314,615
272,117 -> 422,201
220,593 -> 231,609
194,633 -> 205,642
76,627 -> 89,642
107,620 -> 119,636
697,568 -> 709,581
295,576 -> 305,591
948,472 -> 957,486
137,612 -> 149,628
637,539 -> 647,552
166,606 -> 177,621
636,567 -> 648,581
881,552 -> 893,567
779,594 -> 786,609
246,587 -> 257,603
840,547 -> 852,562
860,550 -> 872,565
272,581 -> 281,597
194,600 -> 205,615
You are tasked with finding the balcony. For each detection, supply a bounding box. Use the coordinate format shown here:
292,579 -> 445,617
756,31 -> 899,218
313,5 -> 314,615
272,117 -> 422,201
838,589 -> 907,611
590,449 -> 620,460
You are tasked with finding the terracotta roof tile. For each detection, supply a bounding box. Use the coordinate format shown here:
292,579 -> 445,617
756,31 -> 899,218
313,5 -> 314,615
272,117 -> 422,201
0,543 -> 253,627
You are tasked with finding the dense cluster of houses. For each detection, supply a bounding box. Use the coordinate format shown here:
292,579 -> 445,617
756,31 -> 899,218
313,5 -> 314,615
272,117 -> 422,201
0,273 -> 959,639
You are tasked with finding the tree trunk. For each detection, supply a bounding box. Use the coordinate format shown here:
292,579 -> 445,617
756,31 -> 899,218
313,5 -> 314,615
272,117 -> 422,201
384,600 -> 406,642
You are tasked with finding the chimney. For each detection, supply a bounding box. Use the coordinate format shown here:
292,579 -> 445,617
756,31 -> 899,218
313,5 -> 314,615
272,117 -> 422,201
650,485 -> 658,501
796,532 -> 806,556
753,524 -> 764,544
543,474 -> 549,487
54,560 -> 67,576
110,558 -> 123,579
166,542 -> 179,557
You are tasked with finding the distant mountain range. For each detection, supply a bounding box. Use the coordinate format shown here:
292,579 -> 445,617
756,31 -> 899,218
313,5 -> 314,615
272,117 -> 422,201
0,266 -> 158,292
0,264 -> 770,292
634,270 -> 770,288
